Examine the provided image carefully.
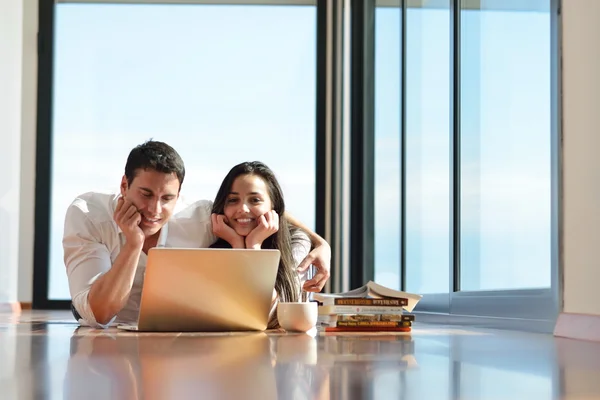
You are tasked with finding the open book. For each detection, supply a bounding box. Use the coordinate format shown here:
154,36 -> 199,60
312,281 -> 423,312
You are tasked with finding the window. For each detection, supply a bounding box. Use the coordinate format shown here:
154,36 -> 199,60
459,0 -> 551,291
36,0 -> 559,326
374,5 -> 401,290
404,1 -> 450,295
47,2 -> 316,300
373,0 -> 557,324
375,1 -> 451,295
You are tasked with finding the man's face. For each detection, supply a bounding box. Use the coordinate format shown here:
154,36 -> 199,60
120,168 -> 180,238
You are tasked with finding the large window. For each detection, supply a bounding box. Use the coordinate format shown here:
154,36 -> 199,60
47,2 -> 316,300
373,0 -> 557,323
36,0 -> 559,326
460,0 -> 551,291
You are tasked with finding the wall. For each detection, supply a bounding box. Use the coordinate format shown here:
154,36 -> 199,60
562,0 -> 600,316
0,0 -> 24,308
0,0 -> 36,308
19,0 -> 38,304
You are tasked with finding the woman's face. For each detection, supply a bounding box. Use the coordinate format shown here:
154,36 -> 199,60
223,174 -> 273,237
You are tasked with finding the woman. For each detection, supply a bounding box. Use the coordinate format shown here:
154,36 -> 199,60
210,161 -> 311,328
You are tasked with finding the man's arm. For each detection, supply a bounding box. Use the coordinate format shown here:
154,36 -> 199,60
86,241 -> 142,325
65,199 -> 143,326
284,212 -> 331,292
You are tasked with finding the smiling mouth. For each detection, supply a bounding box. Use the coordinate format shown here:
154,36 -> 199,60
235,218 -> 254,224
142,215 -> 161,224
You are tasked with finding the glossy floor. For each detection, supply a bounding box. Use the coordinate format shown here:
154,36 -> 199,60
1,311 -> 600,400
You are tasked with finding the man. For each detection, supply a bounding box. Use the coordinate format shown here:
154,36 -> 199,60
64,140 -> 331,328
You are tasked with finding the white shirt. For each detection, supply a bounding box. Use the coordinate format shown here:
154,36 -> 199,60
63,191 -> 312,329
63,192 -> 216,328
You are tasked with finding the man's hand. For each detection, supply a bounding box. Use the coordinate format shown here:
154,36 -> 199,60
113,197 -> 144,248
211,214 -> 245,248
245,211 -> 279,249
88,196 -> 146,324
297,239 -> 331,292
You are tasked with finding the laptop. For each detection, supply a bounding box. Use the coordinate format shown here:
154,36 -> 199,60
118,247 -> 281,332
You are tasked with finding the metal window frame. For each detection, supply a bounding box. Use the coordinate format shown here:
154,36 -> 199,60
34,0 -> 65,310
316,0 -> 345,294
349,0 -> 375,290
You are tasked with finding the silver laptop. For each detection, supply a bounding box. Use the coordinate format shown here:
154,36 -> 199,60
118,247 -> 280,332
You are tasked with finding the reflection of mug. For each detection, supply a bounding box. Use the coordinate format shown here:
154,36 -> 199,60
275,334 -> 318,365
277,302 -> 318,332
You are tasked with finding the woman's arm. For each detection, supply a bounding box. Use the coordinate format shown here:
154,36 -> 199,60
267,228 -> 311,329
290,228 -> 313,291
284,212 -> 331,292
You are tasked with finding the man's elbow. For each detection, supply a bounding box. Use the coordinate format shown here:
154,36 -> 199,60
93,311 -> 115,327
87,296 -> 118,326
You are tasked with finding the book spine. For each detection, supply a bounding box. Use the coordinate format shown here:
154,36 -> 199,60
336,321 -> 412,328
324,326 -> 412,333
319,305 -> 406,315
338,314 -> 415,322
332,297 -> 408,306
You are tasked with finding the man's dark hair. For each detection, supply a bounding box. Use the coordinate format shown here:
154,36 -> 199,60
124,140 -> 185,190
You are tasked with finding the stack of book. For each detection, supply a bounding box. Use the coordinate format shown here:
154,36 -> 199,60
313,281 -> 422,333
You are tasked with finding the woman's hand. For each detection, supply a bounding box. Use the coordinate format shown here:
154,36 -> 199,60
284,212 -> 331,292
211,214 -> 245,248
297,238 -> 331,292
245,211 -> 279,249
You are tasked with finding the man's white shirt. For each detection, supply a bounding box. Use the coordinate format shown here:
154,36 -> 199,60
63,192 -> 216,328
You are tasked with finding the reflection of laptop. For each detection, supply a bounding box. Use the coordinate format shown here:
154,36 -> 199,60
118,248 -> 280,332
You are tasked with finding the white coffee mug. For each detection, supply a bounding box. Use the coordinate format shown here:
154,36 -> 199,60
277,302 -> 318,332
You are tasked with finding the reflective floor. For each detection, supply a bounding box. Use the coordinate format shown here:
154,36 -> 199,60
1,311 -> 600,399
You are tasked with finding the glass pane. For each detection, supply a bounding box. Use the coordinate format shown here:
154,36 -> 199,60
49,4 -> 316,300
460,0 -> 551,291
405,1 -> 451,294
374,6 -> 401,290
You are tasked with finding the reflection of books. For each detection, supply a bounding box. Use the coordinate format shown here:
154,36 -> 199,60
319,335 -> 417,368
323,335 -> 415,355
313,281 -> 422,312
332,335 -> 413,343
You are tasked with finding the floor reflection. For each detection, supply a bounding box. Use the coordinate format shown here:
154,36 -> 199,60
66,331 -> 276,400
3,311 -> 600,400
